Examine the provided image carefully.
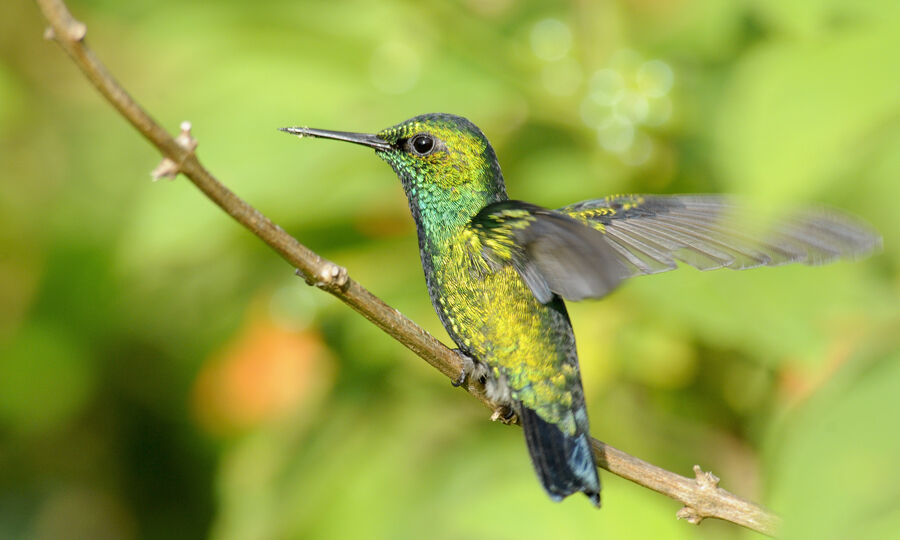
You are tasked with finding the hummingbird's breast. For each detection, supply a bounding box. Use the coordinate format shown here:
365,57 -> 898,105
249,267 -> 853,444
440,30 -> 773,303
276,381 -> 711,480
422,232 -> 585,436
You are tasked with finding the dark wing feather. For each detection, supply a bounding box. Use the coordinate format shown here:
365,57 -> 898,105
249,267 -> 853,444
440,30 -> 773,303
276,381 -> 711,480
469,201 -> 630,303
470,196 -> 880,304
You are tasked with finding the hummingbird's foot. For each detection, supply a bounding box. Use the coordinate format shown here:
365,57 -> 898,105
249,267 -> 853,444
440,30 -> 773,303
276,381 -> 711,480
490,406 -> 517,425
450,349 -> 476,387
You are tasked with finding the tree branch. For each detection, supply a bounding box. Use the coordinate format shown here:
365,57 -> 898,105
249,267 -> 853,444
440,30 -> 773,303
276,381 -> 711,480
35,0 -> 780,535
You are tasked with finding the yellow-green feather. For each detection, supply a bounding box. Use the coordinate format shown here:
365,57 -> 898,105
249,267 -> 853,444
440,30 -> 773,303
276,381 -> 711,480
435,229 -> 581,436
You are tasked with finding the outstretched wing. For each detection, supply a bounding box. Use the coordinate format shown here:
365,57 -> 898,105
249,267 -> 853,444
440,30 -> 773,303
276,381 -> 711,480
560,195 -> 880,276
469,196 -> 880,304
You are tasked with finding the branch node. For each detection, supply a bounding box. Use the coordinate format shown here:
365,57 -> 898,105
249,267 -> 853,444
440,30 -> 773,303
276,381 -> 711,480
693,464 -> 720,490
151,121 -> 198,180
310,261 -> 349,291
676,506 -> 705,525
151,158 -> 179,181
175,121 -> 198,152
676,465 -> 722,526
68,20 -> 87,42
45,20 -> 87,42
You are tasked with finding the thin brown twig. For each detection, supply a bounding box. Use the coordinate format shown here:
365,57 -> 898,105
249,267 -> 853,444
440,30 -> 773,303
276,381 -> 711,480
35,0 -> 780,535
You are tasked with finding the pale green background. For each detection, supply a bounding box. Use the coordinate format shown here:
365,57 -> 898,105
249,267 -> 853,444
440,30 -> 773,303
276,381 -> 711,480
1,1 -> 898,539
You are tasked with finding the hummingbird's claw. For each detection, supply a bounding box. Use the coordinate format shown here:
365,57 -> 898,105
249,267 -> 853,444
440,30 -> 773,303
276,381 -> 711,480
450,349 -> 476,387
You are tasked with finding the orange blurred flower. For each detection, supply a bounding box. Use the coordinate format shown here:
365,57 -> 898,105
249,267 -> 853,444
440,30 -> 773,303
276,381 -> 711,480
193,313 -> 334,435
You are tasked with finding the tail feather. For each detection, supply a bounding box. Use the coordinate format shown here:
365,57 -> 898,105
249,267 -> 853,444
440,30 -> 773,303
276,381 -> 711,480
518,403 -> 601,506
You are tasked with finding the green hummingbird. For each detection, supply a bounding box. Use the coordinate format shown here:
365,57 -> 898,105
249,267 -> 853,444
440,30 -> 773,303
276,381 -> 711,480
281,113 -> 880,506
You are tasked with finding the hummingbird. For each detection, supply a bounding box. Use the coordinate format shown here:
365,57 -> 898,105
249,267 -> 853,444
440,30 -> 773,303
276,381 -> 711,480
281,113 -> 880,506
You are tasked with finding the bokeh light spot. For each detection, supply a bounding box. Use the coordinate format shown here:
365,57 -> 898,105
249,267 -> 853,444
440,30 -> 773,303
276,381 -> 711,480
579,97 -> 615,129
621,131 -> 654,166
637,60 -> 674,98
598,116 -> 635,153
530,19 -> 572,62
589,69 -> 626,105
616,92 -> 650,124
644,95 -> 672,126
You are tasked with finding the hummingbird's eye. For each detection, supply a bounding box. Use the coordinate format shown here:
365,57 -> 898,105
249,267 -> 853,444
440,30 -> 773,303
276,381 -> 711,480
410,134 -> 435,156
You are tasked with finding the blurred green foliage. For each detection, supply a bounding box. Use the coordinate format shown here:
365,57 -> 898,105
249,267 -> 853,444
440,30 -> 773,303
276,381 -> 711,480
2,0 -> 899,538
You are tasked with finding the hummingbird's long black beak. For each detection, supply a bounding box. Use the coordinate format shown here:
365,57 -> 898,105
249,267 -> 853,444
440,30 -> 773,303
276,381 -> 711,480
279,127 -> 392,151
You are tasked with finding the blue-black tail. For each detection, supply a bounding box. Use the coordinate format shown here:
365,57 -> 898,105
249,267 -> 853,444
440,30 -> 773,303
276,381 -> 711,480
518,403 -> 601,506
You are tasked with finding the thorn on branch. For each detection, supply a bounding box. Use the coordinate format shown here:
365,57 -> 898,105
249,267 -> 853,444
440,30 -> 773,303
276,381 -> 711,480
676,465 -> 721,525
151,121 -> 198,181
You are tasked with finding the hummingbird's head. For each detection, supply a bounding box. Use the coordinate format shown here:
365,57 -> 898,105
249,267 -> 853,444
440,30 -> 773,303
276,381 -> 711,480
372,113 -> 504,195
282,113 -> 507,211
